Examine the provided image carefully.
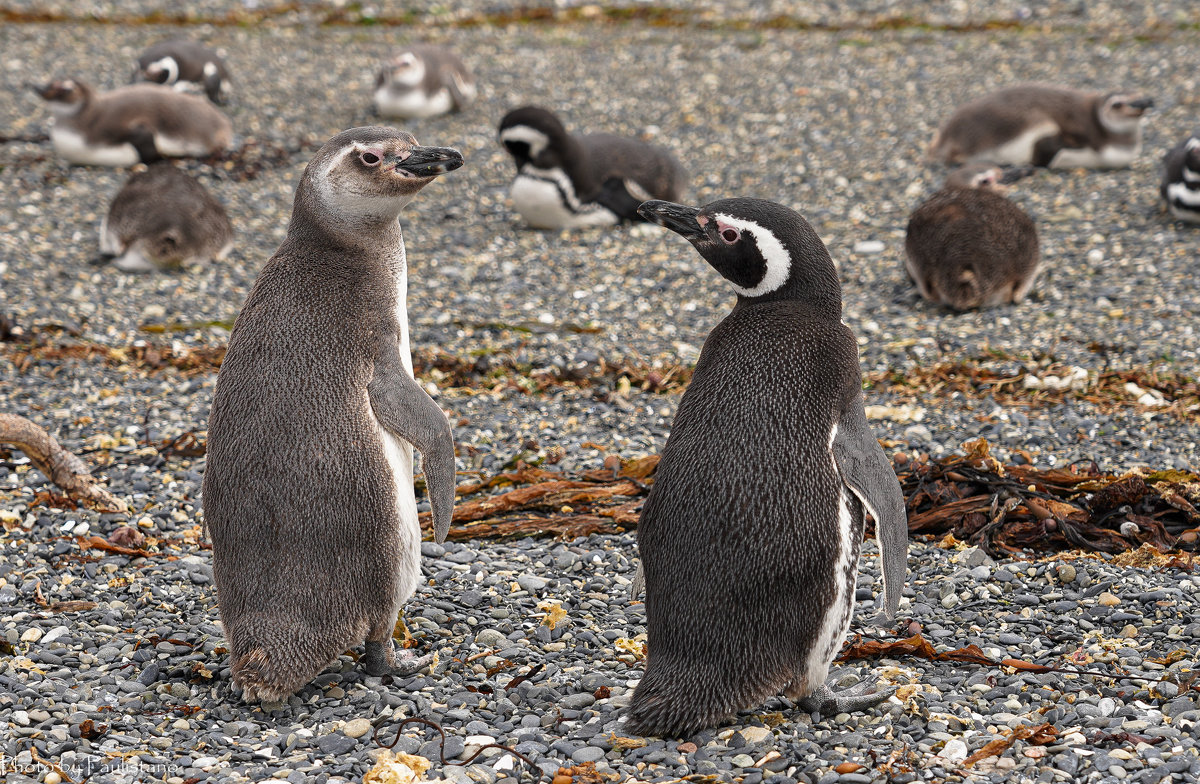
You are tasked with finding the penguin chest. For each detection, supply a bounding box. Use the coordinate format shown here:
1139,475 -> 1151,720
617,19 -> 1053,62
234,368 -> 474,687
51,126 -> 139,167
510,167 -> 619,229
374,86 -> 453,119
1166,178 -> 1200,222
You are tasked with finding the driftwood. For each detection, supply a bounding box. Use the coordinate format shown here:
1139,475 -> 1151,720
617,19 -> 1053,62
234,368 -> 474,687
0,413 -> 126,512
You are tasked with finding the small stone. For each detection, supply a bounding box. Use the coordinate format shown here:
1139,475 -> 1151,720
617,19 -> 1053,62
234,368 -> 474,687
1098,592 -> 1121,607
1119,624 -> 1138,638
739,726 -> 772,745
570,746 -> 605,764
517,575 -> 547,593
1055,564 -> 1077,583
342,718 -> 372,739
20,627 -> 43,643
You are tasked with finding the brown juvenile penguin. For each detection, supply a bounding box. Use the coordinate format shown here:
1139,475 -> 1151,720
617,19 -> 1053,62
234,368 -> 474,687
905,163 -> 1040,310
628,198 -> 908,737
202,126 -> 464,702
929,84 -> 1152,169
32,78 -> 233,166
373,43 -> 476,119
99,163 -> 233,272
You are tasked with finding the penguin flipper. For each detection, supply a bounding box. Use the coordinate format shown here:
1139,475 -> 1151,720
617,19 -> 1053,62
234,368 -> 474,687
592,177 -> 647,222
368,336 -> 457,543
832,400 -> 908,619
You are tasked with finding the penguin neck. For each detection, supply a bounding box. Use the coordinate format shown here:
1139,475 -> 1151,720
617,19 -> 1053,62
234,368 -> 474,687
289,182 -> 408,277
732,275 -> 843,320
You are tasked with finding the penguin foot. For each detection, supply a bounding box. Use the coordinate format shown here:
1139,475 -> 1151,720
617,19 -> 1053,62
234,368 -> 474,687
362,640 -> 432,678
797,678 -> 892,716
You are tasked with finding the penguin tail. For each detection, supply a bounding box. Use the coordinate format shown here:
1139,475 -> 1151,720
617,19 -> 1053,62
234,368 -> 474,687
625,664 -> 746,738
231,646 -> 318,703
947,266 -> 982,310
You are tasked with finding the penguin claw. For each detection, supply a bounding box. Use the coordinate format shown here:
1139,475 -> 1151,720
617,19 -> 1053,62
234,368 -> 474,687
797,678 -> 892,717
362,641 -> 433,678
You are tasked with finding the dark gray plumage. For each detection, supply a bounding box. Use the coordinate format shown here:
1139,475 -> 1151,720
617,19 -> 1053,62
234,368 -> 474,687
132,38 -> 231,104
497,105 -> 687,229
373,43 -> 476,119
628,198 -> 907,737
1161,134 -> 1200,224
905,163 -> 1040,310
99,163 -> 233,272
929,84 -> 1152,169
32,78 -> 233,166
202,126 -> 463,703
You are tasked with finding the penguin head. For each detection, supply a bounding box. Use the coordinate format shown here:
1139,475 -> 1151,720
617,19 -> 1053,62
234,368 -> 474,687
639,197 -> 842,314
943,162 -> 1032,193
31,78 -> 89,114
1098,91 -> 1153,134
137,56 -> 180,86
1184,137 -> 1200,171
301,126 -> 463,223
378,50 -> 426,90
497,106 -> 569,170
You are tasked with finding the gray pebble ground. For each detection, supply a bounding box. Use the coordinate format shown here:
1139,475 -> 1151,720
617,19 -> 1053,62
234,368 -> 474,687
2,1 -> 1200,783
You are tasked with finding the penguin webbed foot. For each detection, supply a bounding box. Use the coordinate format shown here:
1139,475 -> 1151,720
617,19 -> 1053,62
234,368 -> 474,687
362,640 -> 432,678
797,677 -> 892,717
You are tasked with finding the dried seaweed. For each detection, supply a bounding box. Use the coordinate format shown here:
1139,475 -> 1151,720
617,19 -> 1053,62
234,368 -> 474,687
961,723 -> 1058,768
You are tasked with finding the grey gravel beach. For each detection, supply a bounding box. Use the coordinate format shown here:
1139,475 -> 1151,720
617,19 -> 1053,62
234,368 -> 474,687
2,2 -> 1200,783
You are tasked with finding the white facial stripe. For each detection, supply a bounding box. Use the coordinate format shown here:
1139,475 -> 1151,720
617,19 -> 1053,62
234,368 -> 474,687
1167,182 -> 1200,206
624,178 -> 654,203
500,125 -> 550,159
711,212 -> 791,298
1183,168 -> 1200,183
390,56 -> 426,87
1187,138 -> 1200,153
203,62 -> 218,78
149,56 -> 179,83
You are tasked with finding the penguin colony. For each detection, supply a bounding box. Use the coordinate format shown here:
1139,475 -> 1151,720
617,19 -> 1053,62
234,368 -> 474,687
22,27 -> 1198,740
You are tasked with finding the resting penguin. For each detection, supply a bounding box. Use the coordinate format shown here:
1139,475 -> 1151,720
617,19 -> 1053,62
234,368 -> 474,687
1161,134 -> 1200,224
905,163 -> 1041,310
32,78 -> 233,166
373,43 -> 476,119
628,198 -> 909,737
497,105 -> 687,229
202,126 -> 464,703
928,84 -> 1153,169
98,163 -> 233,272
132,38 -> 232,104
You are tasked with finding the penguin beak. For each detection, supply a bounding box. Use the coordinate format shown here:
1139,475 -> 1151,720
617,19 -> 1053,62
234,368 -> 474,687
391,146 -> 464,178
28,82 -> 53,99
637,200 -> 704,240
1128,97 -> 1154,111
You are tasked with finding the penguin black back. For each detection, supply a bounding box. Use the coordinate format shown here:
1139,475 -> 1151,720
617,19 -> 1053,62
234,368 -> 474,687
629,198 -> 907,736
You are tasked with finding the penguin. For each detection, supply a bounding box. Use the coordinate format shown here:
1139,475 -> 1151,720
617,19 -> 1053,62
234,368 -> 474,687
1161,134 -> 1200,224
32,79 -> 233,167
497,105 -> 687,229
904,163 -> 1041,310
202,126 -> 464,703
373,43 -> 476,119
132,38 -> 232,104
98,163 -> 234,272
928,84 -> 1153,169
628,198 -> 909,737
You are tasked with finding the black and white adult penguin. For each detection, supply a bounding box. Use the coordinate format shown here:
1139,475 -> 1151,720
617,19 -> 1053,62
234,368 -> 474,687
99,163 -> 234,272
1161,134 -> 1200,224
929,84 -> 1153,169
497,105 -> 687,229
905,163 -> 1041,310
32,78 -> 233,166
373,43 -> 476,119
132,38 -> 232,104
628,198 -> 908,737
202,127 -> 463,703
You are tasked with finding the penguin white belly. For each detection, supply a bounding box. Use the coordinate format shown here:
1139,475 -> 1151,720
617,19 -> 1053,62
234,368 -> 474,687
975,122 -> 1058,166
51,127 -> 138,167
803,484 -> 858,692
374,260 -> 422,606
112,244 -> 158,273
1166,182 -> 1200,222
1049,143 -> 1138,170
154,133 -> 212,158
374,86 -> 453,119
510,171 -> 618,229
98,214 -> 122,256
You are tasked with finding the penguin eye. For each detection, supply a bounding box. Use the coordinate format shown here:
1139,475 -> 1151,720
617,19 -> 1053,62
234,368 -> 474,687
1112,100 -> 1125,109
359,151 -> 381,167
720,227 -> 740,244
